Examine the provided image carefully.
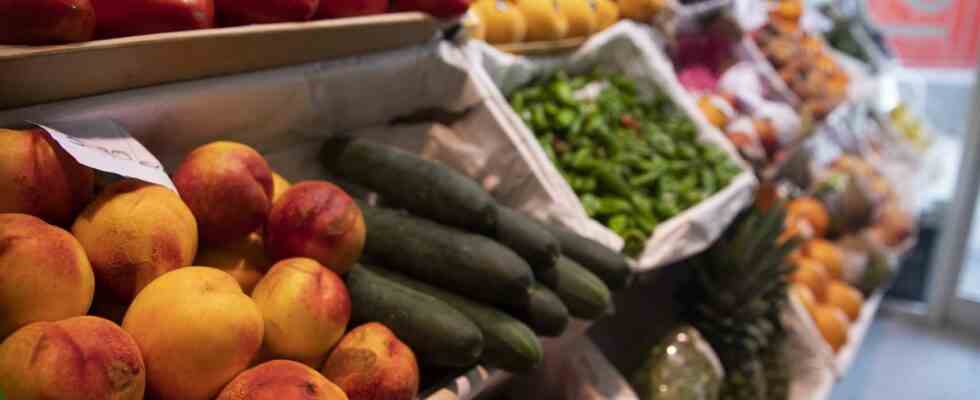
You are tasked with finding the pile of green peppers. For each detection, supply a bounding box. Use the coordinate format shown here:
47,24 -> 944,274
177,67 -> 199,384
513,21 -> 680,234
509,71 -> 742,256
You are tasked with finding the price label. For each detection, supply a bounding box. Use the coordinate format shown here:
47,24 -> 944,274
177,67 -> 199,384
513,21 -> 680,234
33,120 -> 176,192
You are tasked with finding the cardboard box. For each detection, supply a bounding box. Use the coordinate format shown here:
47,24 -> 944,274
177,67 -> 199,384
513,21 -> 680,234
0,13 -> 439,109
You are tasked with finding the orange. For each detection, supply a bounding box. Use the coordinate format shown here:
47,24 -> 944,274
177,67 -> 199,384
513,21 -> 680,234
802,239 -> 844,280
811,304 -> 849,352
791,258 -> 830,301
786,197 -> 830,238
825,281 -> 864,321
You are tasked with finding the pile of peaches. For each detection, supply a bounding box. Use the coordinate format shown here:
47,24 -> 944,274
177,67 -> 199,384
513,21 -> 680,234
0,0 -> 469,46
0,127 -> 415,400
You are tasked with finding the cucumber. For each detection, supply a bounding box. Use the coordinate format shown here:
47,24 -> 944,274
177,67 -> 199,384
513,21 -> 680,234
359,203 -> 534,308
506,283 -> 569,337
537,256 -> 613,320
345,266 -> 484,367
367,265 -> 543,372
541,222 -> 632,290
494,206 -> 560,270
321,137 -> 496,234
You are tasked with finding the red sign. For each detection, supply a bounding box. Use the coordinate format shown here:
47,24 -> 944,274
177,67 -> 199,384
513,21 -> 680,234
867,0 -> 979,68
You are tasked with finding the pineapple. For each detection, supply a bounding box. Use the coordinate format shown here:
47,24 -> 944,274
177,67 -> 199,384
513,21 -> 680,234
679,204 -> 800,400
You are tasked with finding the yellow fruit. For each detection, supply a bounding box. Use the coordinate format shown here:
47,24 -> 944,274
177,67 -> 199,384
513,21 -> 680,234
617,0 -> 664,22
698,95 -> 730,128
122,267 -> 264,400
472,0 -> 528,44
791,258 -> 830,301
593,0 -> 618,31
72,179 -> 198,302
811,304 -> 849,352
786,196 -> 830,238
515,0 -> 568,41
556,0 -> 597,38
195,232 -> 271,294
802,239 -> 844,280
271,173 -> 292,204
826,281 -> 864,321
0,214 -> 95,339
251,258 -> 351,362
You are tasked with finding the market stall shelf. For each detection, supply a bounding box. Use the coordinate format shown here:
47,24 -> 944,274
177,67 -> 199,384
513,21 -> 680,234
0,13 -> 439,109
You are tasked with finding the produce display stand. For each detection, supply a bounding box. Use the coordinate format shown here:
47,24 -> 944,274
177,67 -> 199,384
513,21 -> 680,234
0,1 -> 926,400
0,13 -> 439,109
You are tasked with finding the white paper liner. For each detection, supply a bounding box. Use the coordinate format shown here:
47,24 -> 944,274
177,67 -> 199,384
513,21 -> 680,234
465,21 -> 758,270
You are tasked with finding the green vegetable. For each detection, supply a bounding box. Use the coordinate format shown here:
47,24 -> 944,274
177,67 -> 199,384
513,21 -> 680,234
359,203 -> 534,308
494,206 -> 560,270
540,222 -> 632,290
367,266 -> 544,372
346,265 -> 484,367
320,137 -> 496,234
537,256 -> 613,319
505,282 -> 570,337
509,71 -> 742,256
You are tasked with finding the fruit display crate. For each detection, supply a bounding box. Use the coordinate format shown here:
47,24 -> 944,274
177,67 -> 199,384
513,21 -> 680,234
0,13 -> 439,109
468,22 -> 758,270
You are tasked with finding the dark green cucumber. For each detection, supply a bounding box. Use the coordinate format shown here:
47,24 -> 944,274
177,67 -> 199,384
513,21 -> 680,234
359,203 -> 533,308
537,256 -> 613,320
494,206 -> 560,270
345,265 -> 484,367
367,265 -> 543,372
321,137 -> 496,234
506,283 -> 570,337
541,222 -> 632,290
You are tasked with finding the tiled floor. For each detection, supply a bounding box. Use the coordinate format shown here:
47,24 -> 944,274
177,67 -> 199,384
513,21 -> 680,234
830,311 -> 980,400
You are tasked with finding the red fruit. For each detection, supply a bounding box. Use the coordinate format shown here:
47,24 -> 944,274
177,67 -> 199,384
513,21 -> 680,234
91,0 -> 214,39
315,0 -> 387,18
393,0 -> 469,18
215,0 -> 320,25
0,0 -> 96,44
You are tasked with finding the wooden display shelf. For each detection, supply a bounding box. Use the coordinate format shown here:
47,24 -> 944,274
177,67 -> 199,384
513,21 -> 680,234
0,13 -> 439,109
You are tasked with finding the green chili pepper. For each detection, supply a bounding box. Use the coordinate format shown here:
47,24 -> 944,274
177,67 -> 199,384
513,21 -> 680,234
581,194 -> 601,217
596,197 -> 633,216
608,214 -> 630,234
596,165 -> 632,197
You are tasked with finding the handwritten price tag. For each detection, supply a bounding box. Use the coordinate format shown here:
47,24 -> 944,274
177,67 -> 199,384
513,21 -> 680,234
33,120 -> 176,192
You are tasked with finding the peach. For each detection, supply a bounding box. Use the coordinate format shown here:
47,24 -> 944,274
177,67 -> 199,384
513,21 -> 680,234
173,141 -> 274,243
314,0 -> 386,18
265,181 -> 364,274
214,0 -> 318,26
322,323 -> 419,400
196,232 -> 271,294
91,0 -> 214,39
0,213 -> 94,339
252,258 -> 350,361
0,128 -> 94,226
217,360 -> 348,400
272,172 -> 292,204
0,0 -> 96,44
122,267 -> 264,400
0,316 -> 145,400
72,179 -> 198,302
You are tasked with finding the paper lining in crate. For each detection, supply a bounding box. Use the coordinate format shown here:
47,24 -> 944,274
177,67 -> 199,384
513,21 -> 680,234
463,21 -> 757,270
0,38 -> 614,398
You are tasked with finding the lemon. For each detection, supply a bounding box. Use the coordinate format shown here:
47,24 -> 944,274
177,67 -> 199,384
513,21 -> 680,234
593,0 -> 619,31
516,0 -> 569,41
556,0 -> 597,38
617,0 -> 664,22
472,0 -> 527,43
